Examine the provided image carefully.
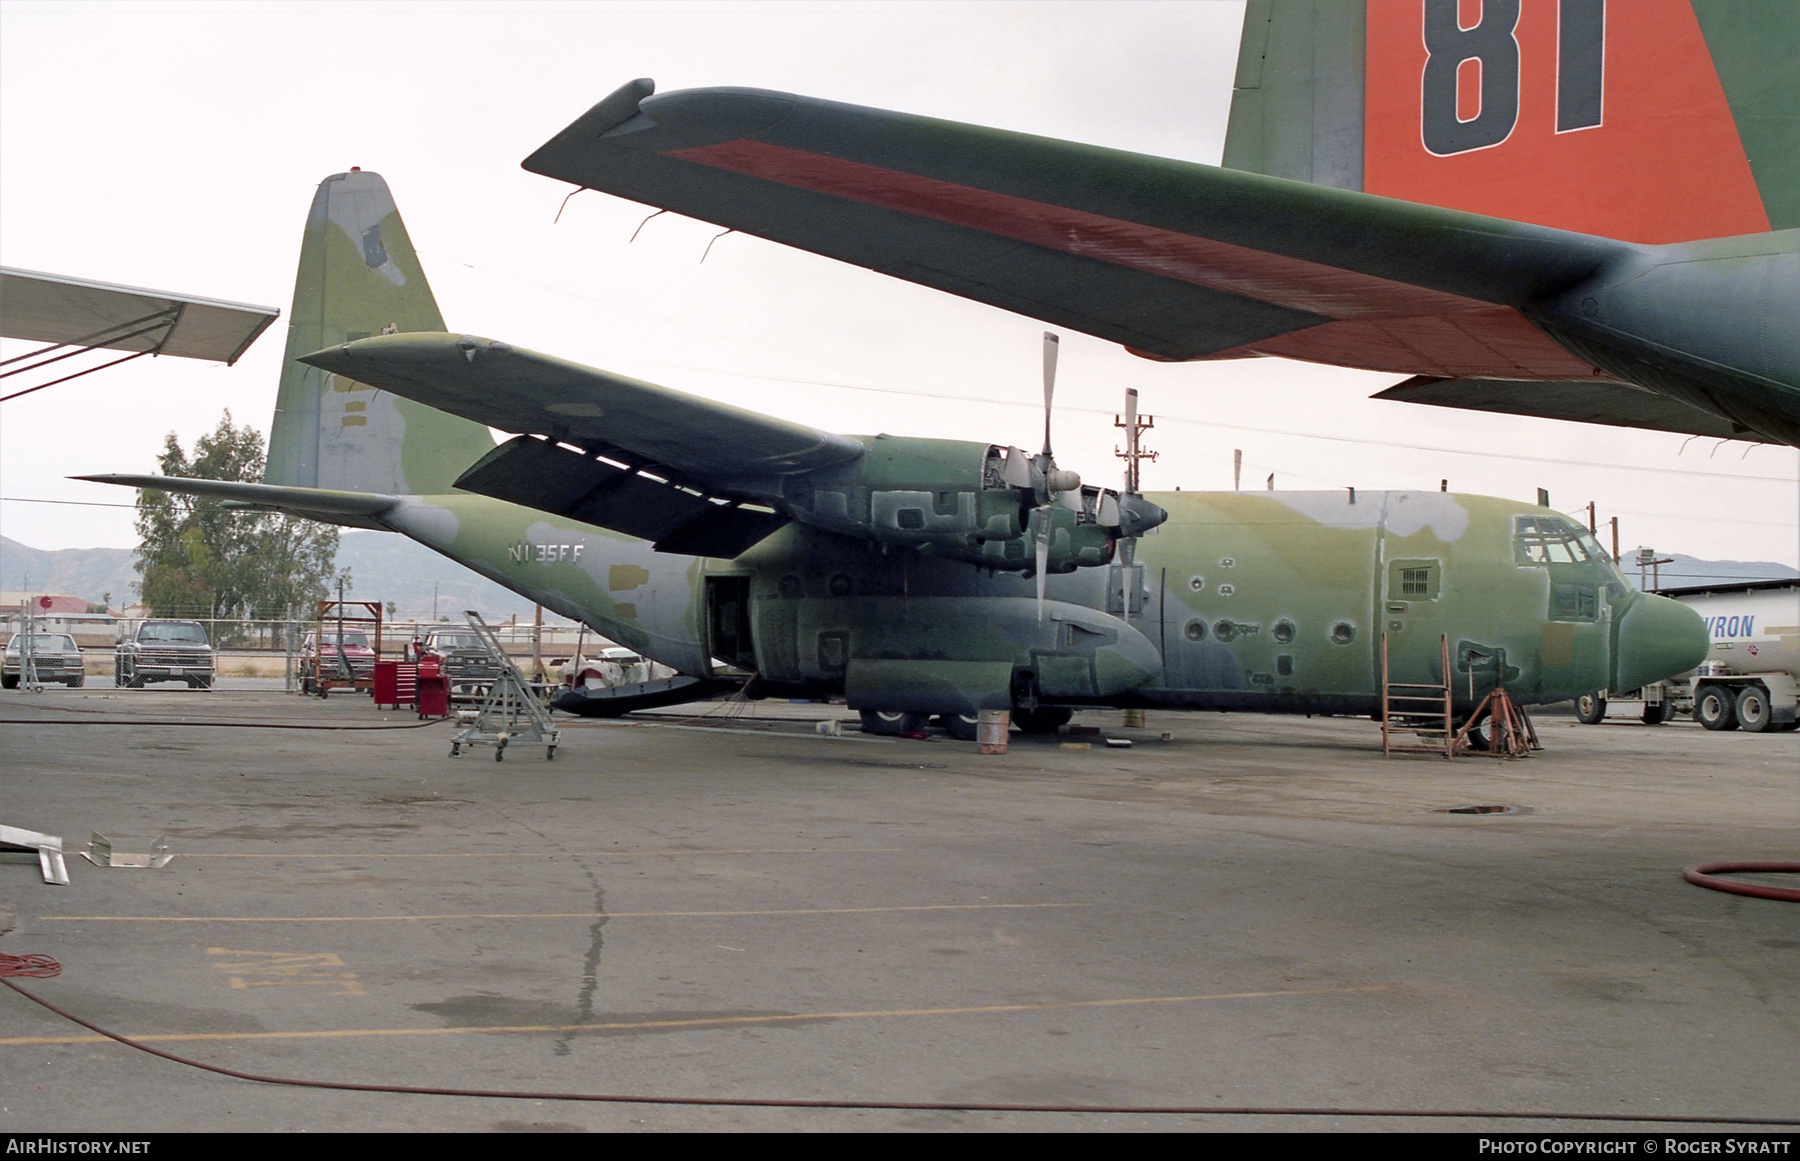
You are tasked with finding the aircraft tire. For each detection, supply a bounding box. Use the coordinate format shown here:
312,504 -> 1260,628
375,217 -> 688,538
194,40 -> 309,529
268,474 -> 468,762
859,709 -> 926,736
1695,685 -> 1739,731
1574,692 -> 1606,725
1735,686 -> 1773,733
940,713 -> 981,742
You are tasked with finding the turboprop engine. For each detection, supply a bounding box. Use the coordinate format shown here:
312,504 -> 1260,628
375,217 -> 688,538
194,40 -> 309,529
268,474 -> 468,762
782,436 -> 1165,573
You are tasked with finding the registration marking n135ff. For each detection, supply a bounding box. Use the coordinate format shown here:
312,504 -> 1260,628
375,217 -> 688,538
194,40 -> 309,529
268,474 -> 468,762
509,542 -> 585,564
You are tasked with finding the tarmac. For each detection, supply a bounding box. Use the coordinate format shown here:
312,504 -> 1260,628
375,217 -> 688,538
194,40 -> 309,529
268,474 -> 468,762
1,686 -> 1795,1132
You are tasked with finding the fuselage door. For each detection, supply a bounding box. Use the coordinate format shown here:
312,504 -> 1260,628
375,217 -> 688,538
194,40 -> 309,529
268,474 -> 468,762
705,576 -> 757,671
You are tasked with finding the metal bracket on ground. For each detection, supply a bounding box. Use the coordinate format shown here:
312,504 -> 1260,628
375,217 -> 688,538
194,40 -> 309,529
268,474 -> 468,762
79,831 -> 173,869
0,824 -> 70,885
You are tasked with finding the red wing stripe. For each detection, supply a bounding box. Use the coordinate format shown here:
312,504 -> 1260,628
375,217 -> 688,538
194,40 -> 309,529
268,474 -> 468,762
664,140 -> 1481,320
1199,309 -> 1606,379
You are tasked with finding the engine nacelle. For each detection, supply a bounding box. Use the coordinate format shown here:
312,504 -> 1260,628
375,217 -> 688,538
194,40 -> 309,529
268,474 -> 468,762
783,435 -> 1165,573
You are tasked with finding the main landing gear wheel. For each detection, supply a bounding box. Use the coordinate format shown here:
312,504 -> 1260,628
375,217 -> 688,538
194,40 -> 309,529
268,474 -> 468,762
1735,686 -> 1773,733
1575,692 -> 1606,725
1694,685 -> 1738,731
859,710 -> 926,736
940,713 -> 980,742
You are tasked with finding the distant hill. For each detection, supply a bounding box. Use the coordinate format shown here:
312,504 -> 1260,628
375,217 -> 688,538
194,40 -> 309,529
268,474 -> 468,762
1,531 -> 548,621
1626,554 -> 1799,591
0,536 -> 137,606
334,531 -> 551,622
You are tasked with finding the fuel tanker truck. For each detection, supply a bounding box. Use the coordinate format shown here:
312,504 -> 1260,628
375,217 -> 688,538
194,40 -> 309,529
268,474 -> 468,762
1576,579 -> 1800,733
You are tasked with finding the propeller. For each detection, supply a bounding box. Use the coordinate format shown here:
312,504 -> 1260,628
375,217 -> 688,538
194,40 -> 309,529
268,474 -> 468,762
1031,332 -> 1080,621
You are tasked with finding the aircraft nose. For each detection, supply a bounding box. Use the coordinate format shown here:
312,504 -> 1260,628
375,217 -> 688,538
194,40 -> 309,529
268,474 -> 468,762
1614,594 -> 1709,692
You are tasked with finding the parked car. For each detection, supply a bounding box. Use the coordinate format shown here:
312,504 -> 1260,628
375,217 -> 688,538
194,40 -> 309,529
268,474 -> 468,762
301,627 -> 378,693
419,625 -> 502,696
115,620 -> 214,689
3,632 -> 86,688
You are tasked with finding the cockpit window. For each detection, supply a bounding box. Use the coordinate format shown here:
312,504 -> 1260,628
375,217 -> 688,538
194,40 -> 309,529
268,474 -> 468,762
1514,516 -> 1598,564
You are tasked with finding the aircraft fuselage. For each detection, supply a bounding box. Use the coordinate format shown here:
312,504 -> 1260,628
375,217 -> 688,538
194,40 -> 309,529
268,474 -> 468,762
379,487 -> 1704,719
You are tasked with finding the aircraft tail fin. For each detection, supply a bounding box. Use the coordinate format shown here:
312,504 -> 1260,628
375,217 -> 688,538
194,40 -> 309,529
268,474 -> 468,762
1222,0 -> 1797,243
265,170 -> 495,495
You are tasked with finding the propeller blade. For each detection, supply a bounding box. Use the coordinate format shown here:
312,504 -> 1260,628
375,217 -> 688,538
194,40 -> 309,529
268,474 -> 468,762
1041,331 -> 1059,456
1035,523 -> 1050,623
1001,446 -> 1033,489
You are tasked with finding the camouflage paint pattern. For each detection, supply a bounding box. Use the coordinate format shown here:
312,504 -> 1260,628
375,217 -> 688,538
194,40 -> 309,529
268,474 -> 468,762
105,170 -> 1709,723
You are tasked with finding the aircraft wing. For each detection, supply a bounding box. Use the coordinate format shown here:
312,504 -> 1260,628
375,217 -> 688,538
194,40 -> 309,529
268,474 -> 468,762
75,475 -> 401,530
522,80 -> 1627,379
1373,378 -> 1745,441
1,267 -> 279,364
299,332 -> 864,556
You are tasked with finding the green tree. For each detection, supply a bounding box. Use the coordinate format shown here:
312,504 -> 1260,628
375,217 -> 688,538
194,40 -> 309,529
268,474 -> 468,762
134,412 -> 340,619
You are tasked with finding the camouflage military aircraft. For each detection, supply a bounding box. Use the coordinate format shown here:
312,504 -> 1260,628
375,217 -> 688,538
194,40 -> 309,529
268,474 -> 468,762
84,170 -> 1706,736
517,0 -> 1799,445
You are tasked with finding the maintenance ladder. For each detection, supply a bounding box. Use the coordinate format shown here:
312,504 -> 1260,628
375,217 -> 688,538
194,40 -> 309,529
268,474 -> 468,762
448,610 -> 560,762
1381,633 -> 1455,759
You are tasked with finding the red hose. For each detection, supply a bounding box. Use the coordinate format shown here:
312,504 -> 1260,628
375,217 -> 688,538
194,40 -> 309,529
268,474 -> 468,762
1683,860 -> 1800,903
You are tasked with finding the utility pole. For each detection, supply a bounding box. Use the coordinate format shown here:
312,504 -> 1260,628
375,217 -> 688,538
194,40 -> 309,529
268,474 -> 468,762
1113,389 -> 1157,493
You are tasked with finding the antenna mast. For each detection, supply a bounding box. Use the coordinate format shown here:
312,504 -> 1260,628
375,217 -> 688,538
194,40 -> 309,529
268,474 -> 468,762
1114,388 -> 1158,493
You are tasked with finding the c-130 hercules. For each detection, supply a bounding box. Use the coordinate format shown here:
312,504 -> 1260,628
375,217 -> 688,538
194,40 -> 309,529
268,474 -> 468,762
86,171 -> 1706,738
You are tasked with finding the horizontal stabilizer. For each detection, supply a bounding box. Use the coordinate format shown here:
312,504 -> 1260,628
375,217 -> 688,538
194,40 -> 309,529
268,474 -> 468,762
1371,378 -> 1747,440
298,332 -> 863,481
454,437 -> 788,558
75,474 -> 400,530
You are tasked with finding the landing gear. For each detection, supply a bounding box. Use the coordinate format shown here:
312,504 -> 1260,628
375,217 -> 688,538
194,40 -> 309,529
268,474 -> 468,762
1574,692 -> 1606,725
940,713 -> 981,742
859,710 -> 926,736
1695,685 -> 1738,731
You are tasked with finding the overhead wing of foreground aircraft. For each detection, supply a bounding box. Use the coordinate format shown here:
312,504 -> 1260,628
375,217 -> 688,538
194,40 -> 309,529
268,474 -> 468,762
83,169 -> 1709,738
519,1 -> 1799,445
0,267 -> 279,401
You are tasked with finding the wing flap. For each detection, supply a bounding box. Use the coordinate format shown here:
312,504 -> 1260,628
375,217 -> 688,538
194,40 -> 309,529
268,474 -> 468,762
1371,377 -> 1746,440
299,332 -> 862,481
455,436 -> 788,558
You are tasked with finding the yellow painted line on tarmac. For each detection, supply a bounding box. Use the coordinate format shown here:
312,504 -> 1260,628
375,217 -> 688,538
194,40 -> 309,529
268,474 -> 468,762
40,901 -> 1088,924
0,983 -> 1398,1047
185,847 -> 905,859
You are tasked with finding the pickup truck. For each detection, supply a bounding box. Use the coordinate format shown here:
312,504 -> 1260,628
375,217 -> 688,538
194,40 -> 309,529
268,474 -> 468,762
116,620 -> 215,689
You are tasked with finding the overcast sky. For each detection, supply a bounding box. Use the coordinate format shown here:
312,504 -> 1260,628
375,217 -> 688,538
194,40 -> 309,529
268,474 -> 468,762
3,0 -> 1795,569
